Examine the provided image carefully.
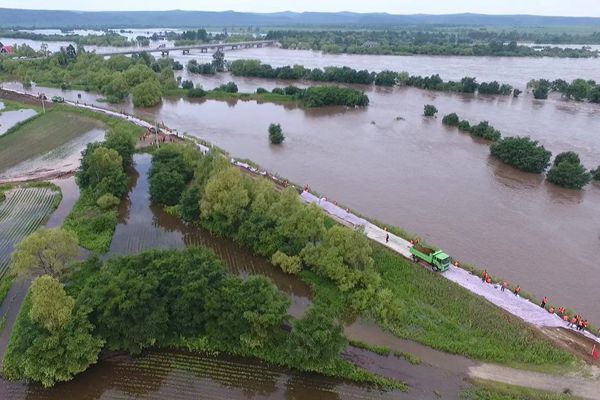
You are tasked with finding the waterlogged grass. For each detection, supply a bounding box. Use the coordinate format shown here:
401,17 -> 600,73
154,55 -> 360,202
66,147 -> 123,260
461,379 -> 579,400
164,88 -> 301,107
0,185 -> 60,277
372,245 -> 576,369
348,340 -> 422,364
64,190 -> 118,253
173,335 -> 407,391
0,108 -> 102,173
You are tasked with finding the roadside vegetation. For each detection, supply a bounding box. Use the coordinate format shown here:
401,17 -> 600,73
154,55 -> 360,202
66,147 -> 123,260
148,142 -> 574,369
462,380 -> 577,400
266,30 -> 598,58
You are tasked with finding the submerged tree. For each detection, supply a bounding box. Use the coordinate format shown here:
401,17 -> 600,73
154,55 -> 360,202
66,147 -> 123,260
423,104 -> 438,117
268,123 -> 285,144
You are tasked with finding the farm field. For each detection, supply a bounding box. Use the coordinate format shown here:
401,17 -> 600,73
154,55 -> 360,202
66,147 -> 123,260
0,108 -> 103,173
0,186 -> 60,278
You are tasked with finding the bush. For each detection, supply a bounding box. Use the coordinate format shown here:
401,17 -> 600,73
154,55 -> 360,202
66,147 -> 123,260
256,87 -> 268,94
149,147 -> 193,206
593,166 -> 600,181
513,88 -> 522,97
271,251 -> 302,274
271,87 -> 285,95
181,80 -> 194,89
188,87 -> 207,98
96,193 -> 120,210
423,104 -> 438,117
457,120 -> 471,131
303,86 -> 369,108
131,81 -> 162,107
546,152 -> 592,189
442,113 -> 459,126
268,123 -> 285,145
490,136 -> 552,173
215,81 -> 238,93
469,121 -> 502,141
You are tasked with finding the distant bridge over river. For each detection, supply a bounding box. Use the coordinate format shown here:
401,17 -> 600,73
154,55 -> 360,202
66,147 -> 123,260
96,40 -> 277,56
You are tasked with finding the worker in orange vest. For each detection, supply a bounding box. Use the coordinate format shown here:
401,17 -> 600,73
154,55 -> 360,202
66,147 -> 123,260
558,307 -> 565,315
540,296 -> 548,309
569,316 -> 577,328
486,276 -> 492,284
562,314 -> 569,322
514,286 -> 521,296
481,270 -> 488,283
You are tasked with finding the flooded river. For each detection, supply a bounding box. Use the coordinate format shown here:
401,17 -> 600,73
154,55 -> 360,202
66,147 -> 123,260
4,68 -> 600,323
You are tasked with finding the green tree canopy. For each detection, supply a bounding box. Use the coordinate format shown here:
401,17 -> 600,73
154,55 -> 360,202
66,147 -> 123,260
131,81 -> 162,107
10,228 -> 78,278
268,123 -> 285,144
3,276 -> 103,388
490,136 -> 552,173
104,127 -> 135,169
80,146 -> 127,198
200,166 -> 250,236
546,153 -> 592,189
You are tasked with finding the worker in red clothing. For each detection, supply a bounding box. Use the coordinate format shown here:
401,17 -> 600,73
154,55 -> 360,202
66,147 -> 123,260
485,276 -> 492,284
563,314 -> 569,322
482,270 -> 488,283
514,286 -> 521,296
558,307 -> 565,315
569,316 -> 577,328
540,296 -> 548,309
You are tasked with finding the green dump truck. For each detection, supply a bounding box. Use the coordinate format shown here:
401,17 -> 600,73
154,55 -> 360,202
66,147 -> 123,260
409,244 -> 450,272
51,96 -> 64,103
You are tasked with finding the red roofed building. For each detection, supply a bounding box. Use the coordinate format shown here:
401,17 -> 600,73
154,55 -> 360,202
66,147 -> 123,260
0,45 -> 14,54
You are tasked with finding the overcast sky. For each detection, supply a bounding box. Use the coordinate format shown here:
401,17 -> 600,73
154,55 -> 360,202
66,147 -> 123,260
3,0 -> 600,17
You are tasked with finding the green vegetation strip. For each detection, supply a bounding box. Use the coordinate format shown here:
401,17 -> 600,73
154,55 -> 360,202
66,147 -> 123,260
461,379 -> 580,400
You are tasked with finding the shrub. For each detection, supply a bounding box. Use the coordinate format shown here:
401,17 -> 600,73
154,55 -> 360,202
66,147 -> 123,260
513,88 -> 522,97
215,81 -> 238,93
423,104 -> 438,117
96,193 -> 120,210
181,80 -> 194,89
442,113 -> 459,126
271,87 -> 285,95
490,136 -> 552,173
256,87 -> 268,94
131,81 -> 162,107
593,166 -> 600,181
268,123 -> 285,145
188,87 -> 206,98
469,121 -> 502,141
271,251 -> 302,274
457,120 -> 471,131
546,152 -> 592,189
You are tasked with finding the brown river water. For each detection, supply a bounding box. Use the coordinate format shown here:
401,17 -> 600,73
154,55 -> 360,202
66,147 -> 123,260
4,58 -> 600,325
0,154 -> 471,399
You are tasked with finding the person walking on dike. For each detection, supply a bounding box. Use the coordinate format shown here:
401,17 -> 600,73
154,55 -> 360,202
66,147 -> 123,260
384,227 -> 389,243
540,296 -> 548,309
482,270 -> 488,283
514,285 -> 521,296
501,281 -> 508,292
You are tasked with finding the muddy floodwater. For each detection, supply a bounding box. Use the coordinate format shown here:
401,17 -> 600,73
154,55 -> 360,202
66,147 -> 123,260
0,108 -> 37,136
110,153 -> 312,318
5,69 -> 600,323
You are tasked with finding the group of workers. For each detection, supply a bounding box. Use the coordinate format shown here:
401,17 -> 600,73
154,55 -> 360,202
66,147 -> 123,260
480,270 -> 593,334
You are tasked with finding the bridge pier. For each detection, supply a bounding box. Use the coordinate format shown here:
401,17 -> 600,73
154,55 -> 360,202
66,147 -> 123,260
161,50 -> 169,56
182,49 -> 190,54
200,48 -> 207,53
257,43 -> 263,48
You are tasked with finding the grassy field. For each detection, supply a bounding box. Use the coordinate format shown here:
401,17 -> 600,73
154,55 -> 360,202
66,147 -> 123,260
462,380 -> 579,400
0,108 -> 103,173
371,245 -> 576,370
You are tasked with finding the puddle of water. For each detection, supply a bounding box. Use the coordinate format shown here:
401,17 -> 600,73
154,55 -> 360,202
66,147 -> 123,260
0,109 -> 37,136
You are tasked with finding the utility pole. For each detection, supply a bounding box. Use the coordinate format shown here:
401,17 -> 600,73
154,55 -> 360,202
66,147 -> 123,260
41,93 -> 45,113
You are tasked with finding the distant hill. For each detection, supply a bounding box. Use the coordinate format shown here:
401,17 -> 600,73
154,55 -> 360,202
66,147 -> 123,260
1,8 -> 600,29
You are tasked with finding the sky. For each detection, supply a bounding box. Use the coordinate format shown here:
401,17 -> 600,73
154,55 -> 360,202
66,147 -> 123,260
2,0 -> 600,17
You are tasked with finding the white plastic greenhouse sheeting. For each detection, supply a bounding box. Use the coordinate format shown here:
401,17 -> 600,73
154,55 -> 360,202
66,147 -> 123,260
300,190 -> 600,344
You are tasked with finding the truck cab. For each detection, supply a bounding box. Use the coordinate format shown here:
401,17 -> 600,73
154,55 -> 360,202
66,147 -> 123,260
432,252 -> 451,272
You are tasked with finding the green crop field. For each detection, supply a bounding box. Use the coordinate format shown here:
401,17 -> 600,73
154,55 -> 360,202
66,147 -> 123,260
0,187 -> 59,277
0,109 -> 103,173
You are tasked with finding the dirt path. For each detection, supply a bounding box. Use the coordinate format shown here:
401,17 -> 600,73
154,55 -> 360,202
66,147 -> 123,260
469,364 -> 600,399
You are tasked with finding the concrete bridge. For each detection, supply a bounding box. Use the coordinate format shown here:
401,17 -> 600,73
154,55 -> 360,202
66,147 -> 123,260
96,40 -> 277,57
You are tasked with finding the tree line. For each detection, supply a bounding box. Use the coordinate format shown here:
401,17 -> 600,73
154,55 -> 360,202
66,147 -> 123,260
265,30 -> 598,58
227,59 -> 518,96
442,112 -> 597,189
527,78 -> 600,103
